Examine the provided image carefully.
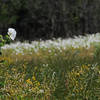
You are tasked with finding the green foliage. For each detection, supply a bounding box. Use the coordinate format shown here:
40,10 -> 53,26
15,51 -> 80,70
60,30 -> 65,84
4,35 -> 12,44
0,0 -> 23,25
93,43 -> 100,63
67,64 -> 99,100
0,34 -> 12,56
0,45 -> 100,99
1,0 -> 100,40
0,35 -> 5,47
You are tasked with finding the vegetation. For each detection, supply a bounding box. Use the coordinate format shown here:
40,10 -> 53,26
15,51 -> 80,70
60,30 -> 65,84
0,33 -> 100,99
0,0 -> 100,40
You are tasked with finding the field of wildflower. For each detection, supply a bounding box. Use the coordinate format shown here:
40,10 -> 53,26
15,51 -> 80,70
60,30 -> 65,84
0,33 -> 100,100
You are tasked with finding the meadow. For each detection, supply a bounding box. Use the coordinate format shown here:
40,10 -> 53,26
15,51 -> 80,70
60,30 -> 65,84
0,33 -> 100,100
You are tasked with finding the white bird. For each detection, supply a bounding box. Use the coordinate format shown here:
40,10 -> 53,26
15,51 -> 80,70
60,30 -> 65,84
7,28 -> 17,40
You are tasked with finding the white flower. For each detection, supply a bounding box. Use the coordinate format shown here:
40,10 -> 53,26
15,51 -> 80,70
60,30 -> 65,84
39,89 -> 44,93
7,28 -> 17,40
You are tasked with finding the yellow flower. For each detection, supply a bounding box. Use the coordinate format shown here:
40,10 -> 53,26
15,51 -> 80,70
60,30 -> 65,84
88,64 -> 91,67
75,89 -> 79,93
32,76 -> 36,80
26,79 -> 32,84
82,65 -> 89,70
79,70 -> 83,74
37,82 -> 40,86
75,72 -> 80,76
80,87 -> 83,90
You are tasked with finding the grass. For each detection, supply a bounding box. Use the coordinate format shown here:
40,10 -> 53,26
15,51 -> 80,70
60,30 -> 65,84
0,34 -> 100,100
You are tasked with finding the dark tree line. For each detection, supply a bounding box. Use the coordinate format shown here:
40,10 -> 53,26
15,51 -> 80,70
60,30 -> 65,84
0,0 -> 100,40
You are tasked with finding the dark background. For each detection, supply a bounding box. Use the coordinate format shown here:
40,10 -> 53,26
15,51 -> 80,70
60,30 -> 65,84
0,0 -> 100,41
